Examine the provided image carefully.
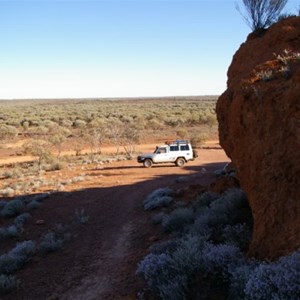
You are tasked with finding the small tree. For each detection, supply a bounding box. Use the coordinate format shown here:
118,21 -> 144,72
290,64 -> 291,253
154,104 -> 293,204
84,127 -> 106,159
24,139 -> 52,171
0,125 -> 18,144
236,0 -> 288,31
106,120 -> 123,155
120,124 -> 140,158
49,126 -> 70,158
176,129 -> 188,139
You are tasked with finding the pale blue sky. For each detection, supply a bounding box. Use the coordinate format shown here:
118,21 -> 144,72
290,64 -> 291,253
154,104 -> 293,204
0,0 -> 298,99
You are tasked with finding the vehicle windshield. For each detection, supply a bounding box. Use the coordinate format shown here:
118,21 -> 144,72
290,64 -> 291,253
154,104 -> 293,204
155,147 -> 166,154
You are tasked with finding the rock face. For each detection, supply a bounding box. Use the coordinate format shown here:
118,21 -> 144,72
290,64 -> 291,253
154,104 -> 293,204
216,17 -> 300,259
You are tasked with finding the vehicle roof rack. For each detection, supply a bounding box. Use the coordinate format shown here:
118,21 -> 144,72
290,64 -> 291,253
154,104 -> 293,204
165,140 -> 190,145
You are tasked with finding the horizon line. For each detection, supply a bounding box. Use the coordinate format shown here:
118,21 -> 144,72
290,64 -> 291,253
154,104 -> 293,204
0,95 -> 220,101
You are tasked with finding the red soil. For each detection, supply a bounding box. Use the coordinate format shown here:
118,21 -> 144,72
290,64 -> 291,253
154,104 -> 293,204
1,146 -> 229,299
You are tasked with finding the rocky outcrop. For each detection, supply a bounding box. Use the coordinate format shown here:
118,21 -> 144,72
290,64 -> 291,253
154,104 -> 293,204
216,17 -> 300,259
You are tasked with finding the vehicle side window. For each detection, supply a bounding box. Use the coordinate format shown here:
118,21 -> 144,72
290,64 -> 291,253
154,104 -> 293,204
170,146 -> 179,151
180,145 -> 190,151
157,148 -> 166,154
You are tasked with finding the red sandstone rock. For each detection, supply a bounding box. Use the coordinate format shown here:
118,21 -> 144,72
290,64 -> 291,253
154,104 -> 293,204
216,17 -> 300,259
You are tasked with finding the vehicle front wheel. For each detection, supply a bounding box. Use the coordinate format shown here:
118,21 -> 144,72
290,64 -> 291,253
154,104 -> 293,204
176,158 -> 185,167
143,159 -> 153,168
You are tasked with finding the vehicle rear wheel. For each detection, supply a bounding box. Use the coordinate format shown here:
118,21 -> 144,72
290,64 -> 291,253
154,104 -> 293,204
143,159 -> 153,168
176,157 -> 185,167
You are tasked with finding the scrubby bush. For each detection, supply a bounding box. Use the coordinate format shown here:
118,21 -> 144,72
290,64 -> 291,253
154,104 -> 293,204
237,0 -> 287,31
0,188 -> 15,197
176,129 -> 188,139
193,191 -> 220,210
14,213 -> 31,228
192,189 -> 250,236
190,133 -> 208,148
0,274 -> 20,295
228,261 -> 259,300
244,251 -> 300,300
24,139 -> 52,171
201,243 -> 245,277
0,241 -> 36,274
236,0 -> 288,31
0,225 -> 19,240
73,119 -> 86,128
190,243 -> 247,299
149,239 -> 179,255
26,200 -> 42,210
137,234 -> 207,299
0,199 -> 25,218
138,185 -> 300,299
137,252 -> 171,294
0,124 -> 18,142
2,168 -> 22,179
138,188 -> 254,298
221,223 -> 252,250
0,201 -> 7,209
74,209 -> 89,224
10,240 -> 36,257
31,193 -> 49,202
42,160 -> 65,171
162,207 -> 195,233
143,188 -> 174,211
151,212 -> 165,225
38,231 -> 64,255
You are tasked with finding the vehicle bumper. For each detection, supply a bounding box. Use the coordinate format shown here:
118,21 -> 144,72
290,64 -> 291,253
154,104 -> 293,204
137,156 -> 144,163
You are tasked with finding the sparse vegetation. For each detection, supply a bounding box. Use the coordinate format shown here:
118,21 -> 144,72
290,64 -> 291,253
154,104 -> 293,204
0,97 -> 217,160
161,207 -> 195,233
0,97 -> 218,196
139,184 -> 300,299
0,97 -> 220,297
138,188 -> 251,298
0,241 -> 36,274
143,188 -> 174,211
252,49 -> 300,84
74,208 -> 89,224
256,69 -> 273,81
0,274 -> 20,295
0,198 -> 25,218
38,231 -> 64,255
236,0 -> 288,31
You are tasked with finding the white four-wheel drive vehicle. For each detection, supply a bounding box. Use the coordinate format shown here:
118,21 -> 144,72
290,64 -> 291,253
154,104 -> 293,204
137,140 -> 198,168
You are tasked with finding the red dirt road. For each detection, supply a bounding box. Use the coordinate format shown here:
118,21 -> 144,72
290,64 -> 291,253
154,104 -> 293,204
3,148 -> 229,300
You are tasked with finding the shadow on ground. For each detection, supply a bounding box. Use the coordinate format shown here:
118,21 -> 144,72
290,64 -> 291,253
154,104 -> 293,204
1,161 -> 228,300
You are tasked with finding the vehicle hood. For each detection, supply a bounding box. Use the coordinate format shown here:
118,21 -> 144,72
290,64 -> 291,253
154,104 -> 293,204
138,153 -> 154,158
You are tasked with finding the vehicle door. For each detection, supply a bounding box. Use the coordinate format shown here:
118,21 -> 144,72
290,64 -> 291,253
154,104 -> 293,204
180,144 -> 192,160
169,145 -> 179,162
153,147 -> 169,163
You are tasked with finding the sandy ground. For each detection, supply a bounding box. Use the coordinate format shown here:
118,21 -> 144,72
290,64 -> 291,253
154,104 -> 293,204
1,143 -> 229,300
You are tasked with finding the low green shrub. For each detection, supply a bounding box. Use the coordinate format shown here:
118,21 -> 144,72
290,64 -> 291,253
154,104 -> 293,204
74,209 -> 89,224
38,231 -> 64,255
0,225 -> 19,240
137,234 -> 207,300
193,191 -> 220,210
139,186 -> 300,299
0,241 -> 36,274
162,207 -> 195,233
244,251 -> 300,300
151,212 -> 165,225
0,199 -> 25,218
26,200 -> 42,210
143,188 -> 174,211
0,274 -> 20,295
138,188 -> 254,299
14,213 -> 31,228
